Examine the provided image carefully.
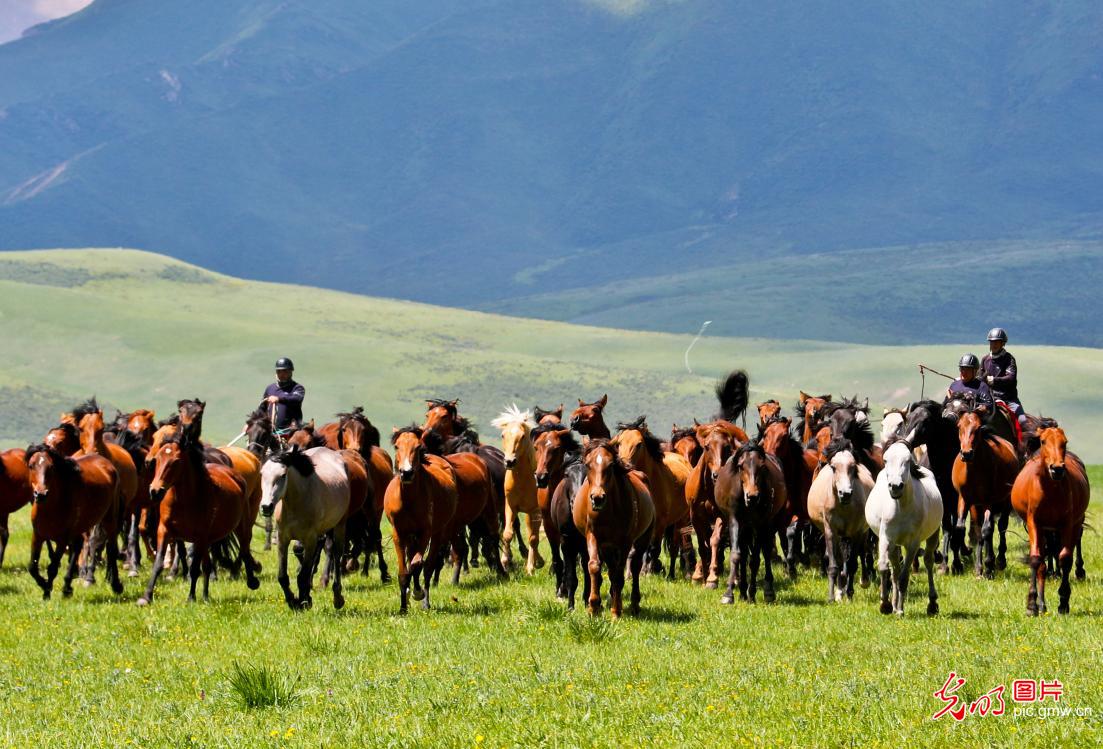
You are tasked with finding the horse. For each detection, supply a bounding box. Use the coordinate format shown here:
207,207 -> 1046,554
534,405 -> 564,425
612,416 -> 692,578
882,407 -> 931,470
807,439 -> 874,602
532,424 -> 581,596
759,417 -> 817,577
386,428 -> 458,613
140,433 -> 261,605
952,410 -> 1019,578
865,438 -> 942,616
44,422 -> 81,456
259,446 -> 352,610
76,409 -> 140,584
756,400 -> 783,429
823,397 -> 883,476
715,442 -> 787,604
669,426 -> 702,466
423,399 -> 468,439
685,422 -> 740,588
1011,425 -> 1090,616
0,449 -> 32,568
24,445 -> 123,599
795,392 -> 833,445
175,398 -> 207,443
569,395 -> 611,440
573,440 -> 655,617
491,405 -> 545,574
551,458 -> 590,610
899,400 -> 966,575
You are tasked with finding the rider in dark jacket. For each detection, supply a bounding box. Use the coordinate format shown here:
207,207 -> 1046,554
980,327 -> 1026,425
260,357 -> 305,431
946,353 -> 994,411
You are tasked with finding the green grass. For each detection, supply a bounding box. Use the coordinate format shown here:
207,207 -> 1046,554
1,248 -> 1102,462
0,476 -> 1100,746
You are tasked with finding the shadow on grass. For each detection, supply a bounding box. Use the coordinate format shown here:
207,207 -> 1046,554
633,606 -> 696,624
0,584 -> 19,596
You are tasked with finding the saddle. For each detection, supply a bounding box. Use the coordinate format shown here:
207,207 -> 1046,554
993,401 -> 1023,445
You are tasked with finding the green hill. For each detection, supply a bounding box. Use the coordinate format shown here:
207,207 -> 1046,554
1,2 -> 1102,345
1,248 -> 1100,461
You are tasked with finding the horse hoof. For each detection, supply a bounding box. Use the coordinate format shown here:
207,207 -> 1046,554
927,601 -> 939,616
996,558 -> 1007,571
333,595 -> 345,611
764,592 -> 776,604
412,588 -> 425,602
380,572 -> 392,584
720,594 -> 734,605
81,579 -> 93,588
704,581 -> 718,590
62,587 -> 73,598
136,597 -> 150,607
127,569 -> 139,578
299,598 -> 313,610
1075,570 -> 1086,581
112,583 -> 124,595
247,577 -> 260,591
879,602 -> 893,615
1058,604 -> 1069,615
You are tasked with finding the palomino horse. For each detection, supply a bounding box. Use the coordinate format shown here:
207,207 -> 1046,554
795,392 -> 832,445
141,434 -> 261,605
756,400 -> 783,429
759,418 -> 816,577
569,395 -> 611,440
685,422 -> 740,588
715,442 -> 787,604
25,445 -> 123,599
534,405 -> 564,425
573,440 -> 655,617
865,438 -> 942,616
491,405 -> 545,574
1011,425 -> 1090,616
807,438 -> 874,602
952,410 -> 1019,578
260,446 -> 352,610
669,426 -> 702,466
386,428 -> 458,613
532,424 -> 581,597
0,448 -> 32,567
612,417 -> 692,578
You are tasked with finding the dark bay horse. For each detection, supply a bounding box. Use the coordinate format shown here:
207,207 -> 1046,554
0,448 -> 32,568
952,410 -> 1019,578
25,445 -> 123,599
573,440 -> 655,617
823,397 -> 883,476
759,418 -> 816,577
715,442 -> 788,604
569,395 -> 611,440
1011,425 -> 1090,615
551,458 -> 589,610
533,424 -> 581,596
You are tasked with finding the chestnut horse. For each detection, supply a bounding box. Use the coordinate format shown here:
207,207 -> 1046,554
715,442 -> 788,604
669,426 -> 702,466
953,410 -> 1019,578
44,422 -> 82,456
756,400 -> 783,429
1011,425 -> 1090,616
140,434 -> 261,605
25,445 -> 123,599
386,429 -> 458,613
795,392 -> 833,445
612,417 -> 692,578
685,422 -> 740,587
533,424 -> 581,596
569,395 -> 611,440
759,418 -> 817,577
491,405 -> 545,574
573,440 -> 655,617
0,448 -> 32,567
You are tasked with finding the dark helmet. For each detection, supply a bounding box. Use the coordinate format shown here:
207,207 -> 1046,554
958,353 -> 980,369
274,357 -> 294,371
987,327 -> 1008,342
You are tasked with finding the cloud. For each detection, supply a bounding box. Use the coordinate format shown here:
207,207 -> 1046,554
32,0 -> 92,14
0,0 -> 93,45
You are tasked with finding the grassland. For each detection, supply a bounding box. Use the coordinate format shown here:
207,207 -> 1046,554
1,248 -> 1102,462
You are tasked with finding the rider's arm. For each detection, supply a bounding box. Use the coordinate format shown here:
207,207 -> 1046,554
278,383 -> 305,404
990,356 -> 1016,387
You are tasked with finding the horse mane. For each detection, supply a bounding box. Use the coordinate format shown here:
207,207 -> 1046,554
1023,417 -> 1060,456
491,404 -> 537,432
882,437 -> 924,478
616,416 -> 665,462
272,446 -> 316,477
714,369 -> 750,424
336,406 -> 381,447
823,437 -> 854,465
583,439 -> 632,476
70,396 -> 101,423
533,405 -> 562,422
158,413 -> 181,428
177,397 -> 205,409
391,424 -> 424,446
51,422 -> 81,442
25,443 -> 82,480
245,407 -> 271,427
163,429 -> 204,455
735,440 -> 767,462
669,426 -> 698,444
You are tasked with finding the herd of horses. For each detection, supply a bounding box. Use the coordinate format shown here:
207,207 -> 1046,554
0,369 -> 1090,618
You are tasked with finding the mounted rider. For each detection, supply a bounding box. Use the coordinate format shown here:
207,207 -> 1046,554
945,353 -> 993,412
260,357 -> 305,433
981,327 -> 1026,426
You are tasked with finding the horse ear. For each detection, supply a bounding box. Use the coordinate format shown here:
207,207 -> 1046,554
391,426 -> 400,434
799,391 -> 809,404
308,419 -> 315,428
577,398 -> 585,407
598,394 -> 608,408
693,417 -> 701,426
825,394 -> 832,402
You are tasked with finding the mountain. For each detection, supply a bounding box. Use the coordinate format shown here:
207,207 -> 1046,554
1,1 -> 1101,344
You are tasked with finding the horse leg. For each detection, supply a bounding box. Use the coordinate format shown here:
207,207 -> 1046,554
0,513 -> 9,569
843,535 -> 858,599
562,534 -> 578,609
276,531 -> 297,610
551,535 -> 565,598
784,518 -> 799,580
375,525 -> 391,583
823,525 -> 838,603
924,532 -> 939,615
762,529 -> 777,603
501,500 -> 516,570
690,512 -> 708,584
297,538 -> 317,610
331,523 -> 346,610
897,545 -> 918,616
747,532 -> 761,603
525,512 -> 544,575
451,530 -> 468,586
628,533 -> 648,616
104,527 -> 124,595
41,540 -> 66,600
706,517 -> 724,589
1074,535 -> 1085,581
586,535 -> 603,617
877,528 -> 892,615
186,544 -> 203,603
981,510 -> 996,579
663,525 -> 676,581
995,509 -> 1009,571
720,517 -> 740,605
938,511 -> 951,576
263,514 -> 274,552
60,539 -> 81,598
137,529 -> 170,606
606,548 -> 625,618
392,535 -> 410,615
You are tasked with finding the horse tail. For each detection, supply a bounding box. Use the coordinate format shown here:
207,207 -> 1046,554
211,534 -> 242,576
716,369 -> 750,425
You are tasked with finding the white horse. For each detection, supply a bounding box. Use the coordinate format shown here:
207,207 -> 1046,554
881,408 -> 930,468
807,439 -> 875,602
865,439 -> 942,615
260,446 -> 351,610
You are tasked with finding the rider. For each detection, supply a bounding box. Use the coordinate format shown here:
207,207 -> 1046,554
981,327 -> 1026,426
945,353 -> 993,411
260,357 -> 305,432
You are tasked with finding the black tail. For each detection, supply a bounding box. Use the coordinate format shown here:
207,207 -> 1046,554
211,534 -> 242,577
715,370 -> 750,425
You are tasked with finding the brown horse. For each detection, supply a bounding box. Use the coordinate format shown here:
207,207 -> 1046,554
669,425 -> 702,466
25,445 -> 123,599
759,417 -> 817,578
715,442 -> 788,604
953,410 -> 1019,578
44,422 -> 82,456
0,449 -> 33,568
423,399 -> 467,439
534,405 -> 564,425
756,400 -> 783,429
796,392 -> 833,445
569,395 -> 611,440
386,428 -> 458,613
612,417 -> 693,578
175,398 -> 207,443
573,440 -> 655,617
78,410 -> 140,508
1011,425 -> 1090,616
140,434 -> 261,605
533,424 -> 581,596
685,422 -> 741,587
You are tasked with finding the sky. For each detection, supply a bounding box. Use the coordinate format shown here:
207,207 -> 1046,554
0,0 -> 92,44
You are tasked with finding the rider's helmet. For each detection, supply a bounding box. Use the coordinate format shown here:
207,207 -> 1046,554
987,327 -> 1008,342
958,353 -> 980,369
275,357 -> 294,371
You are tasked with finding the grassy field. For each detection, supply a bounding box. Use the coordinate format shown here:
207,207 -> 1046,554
1,248 -> 1102,462
0,471 -> 1099,747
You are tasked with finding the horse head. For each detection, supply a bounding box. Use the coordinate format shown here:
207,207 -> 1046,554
825,439 -> 858,504
582,439 -> 623,513
957,411 -> 985,463
670,425 -> 702,466
756,400 -> 782,427
735,442 -> 770,508
700,424 -> 738,483
1038,426 -> 1069,480
491,405 -> 536,470
392,426 -> 427,484
532,426 -> 576,489
570,395 -> 608,433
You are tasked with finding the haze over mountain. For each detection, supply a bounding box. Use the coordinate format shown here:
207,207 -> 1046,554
1,1 -> 1101,344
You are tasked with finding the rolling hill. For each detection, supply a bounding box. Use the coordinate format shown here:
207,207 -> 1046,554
1,248 -> 1101,461
1,2 -> 1102,344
